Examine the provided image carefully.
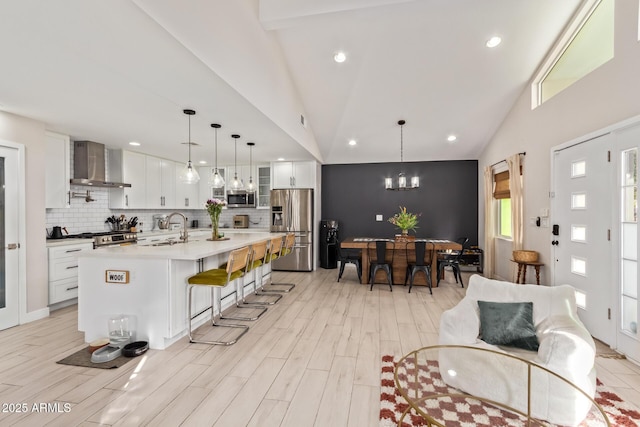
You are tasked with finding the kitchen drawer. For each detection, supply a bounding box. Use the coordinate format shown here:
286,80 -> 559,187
48,243 -> 92,281
49,243 -> 93,261
49,258 -> 82,281
49,277 -> 79,305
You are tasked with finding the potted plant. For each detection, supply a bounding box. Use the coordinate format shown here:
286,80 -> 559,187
205,198 -> 227,240
388,206 -> 420,240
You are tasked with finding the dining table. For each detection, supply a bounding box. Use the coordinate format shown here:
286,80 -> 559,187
340,237 -> 462,287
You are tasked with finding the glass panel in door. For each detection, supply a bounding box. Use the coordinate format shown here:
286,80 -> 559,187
621,148 -> 638,336
0,157 -> 4,310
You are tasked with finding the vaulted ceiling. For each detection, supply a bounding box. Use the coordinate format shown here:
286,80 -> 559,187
0,0 -> 581,166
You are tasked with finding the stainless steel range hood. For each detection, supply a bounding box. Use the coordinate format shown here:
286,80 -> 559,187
70,141 -> 131,188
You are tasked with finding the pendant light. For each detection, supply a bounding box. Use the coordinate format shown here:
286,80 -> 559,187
178,109 -> 200,184
246,142 -> 256,193
230,134 -> 244,190
385,119 -> 419,190
209,123 -> 225,188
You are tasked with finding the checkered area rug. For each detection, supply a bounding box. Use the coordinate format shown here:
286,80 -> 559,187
380,355 -> 640,427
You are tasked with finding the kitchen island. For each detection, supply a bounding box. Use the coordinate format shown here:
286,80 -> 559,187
78,231 -> 280,349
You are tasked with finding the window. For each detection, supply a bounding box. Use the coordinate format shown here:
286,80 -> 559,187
532,0 -> 614,107
499,199 -> 512,238
494,170 -> 512,238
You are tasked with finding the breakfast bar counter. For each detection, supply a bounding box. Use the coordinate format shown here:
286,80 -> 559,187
78,232 -> 280,349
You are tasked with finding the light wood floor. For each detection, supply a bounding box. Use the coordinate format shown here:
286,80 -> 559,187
1,268 -> 640,426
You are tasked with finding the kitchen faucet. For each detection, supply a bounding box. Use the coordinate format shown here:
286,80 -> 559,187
167,212 -> 189,243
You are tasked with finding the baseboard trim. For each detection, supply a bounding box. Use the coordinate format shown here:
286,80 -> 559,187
21,307 -> 50,324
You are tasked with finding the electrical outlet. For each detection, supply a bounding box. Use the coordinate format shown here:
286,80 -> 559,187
376,214 -> 383,221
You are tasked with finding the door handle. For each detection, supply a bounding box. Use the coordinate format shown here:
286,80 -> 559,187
551,240 -> 559,246
7,243 -> 19,250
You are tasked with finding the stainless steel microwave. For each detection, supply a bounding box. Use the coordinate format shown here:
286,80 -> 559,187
226,190 -> 256,208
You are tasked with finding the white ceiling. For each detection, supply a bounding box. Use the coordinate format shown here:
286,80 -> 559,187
0,0 -> 581,167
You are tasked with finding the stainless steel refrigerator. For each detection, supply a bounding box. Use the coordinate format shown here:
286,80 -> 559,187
270,188 -> 313,271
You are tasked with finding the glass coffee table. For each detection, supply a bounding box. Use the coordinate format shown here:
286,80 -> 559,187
394,345 -> 610,426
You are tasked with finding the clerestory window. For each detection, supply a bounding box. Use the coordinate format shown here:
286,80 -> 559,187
532,0 -> 614,107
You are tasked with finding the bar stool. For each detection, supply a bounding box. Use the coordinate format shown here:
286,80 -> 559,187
186,246 -> 251,345
266,233 -> 296,292
241,239 -> 282,305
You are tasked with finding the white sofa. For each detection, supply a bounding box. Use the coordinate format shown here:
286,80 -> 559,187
438,274 -> 597,426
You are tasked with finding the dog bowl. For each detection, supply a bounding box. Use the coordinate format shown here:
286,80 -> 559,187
122,341 -> 149,357
88,338 -> 110,353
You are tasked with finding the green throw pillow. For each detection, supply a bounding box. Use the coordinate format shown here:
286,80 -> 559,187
477,301 -> 539,351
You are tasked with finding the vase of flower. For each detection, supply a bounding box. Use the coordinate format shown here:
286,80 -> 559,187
205,198 -> 227,240
388,206 -> 420,241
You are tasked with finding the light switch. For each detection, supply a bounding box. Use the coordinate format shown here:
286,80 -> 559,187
376,214 -> 383,221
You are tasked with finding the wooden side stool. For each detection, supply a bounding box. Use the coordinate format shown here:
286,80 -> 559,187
511,260 -> 544,285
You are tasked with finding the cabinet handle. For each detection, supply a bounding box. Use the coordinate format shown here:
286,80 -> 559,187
185,198 -> 189,207
125,195 -> 129,207
68,191 -> 71,206
66,286 -> 79,291
293,177 -> 296,187
66,265 -> 79,270
65,249 -> 82,253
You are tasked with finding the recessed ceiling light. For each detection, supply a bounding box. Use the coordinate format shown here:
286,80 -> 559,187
486,36 -> 502,48
277,157 -> 285,161
129,141 -> 141,146
198,160 -> 207,164
447,135 -> 457,142
334,51 -> 346,63
348,139 -> 357,146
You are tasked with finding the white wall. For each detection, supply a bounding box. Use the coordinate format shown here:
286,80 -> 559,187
479,0 -> 640,283
0,111 -> 48,313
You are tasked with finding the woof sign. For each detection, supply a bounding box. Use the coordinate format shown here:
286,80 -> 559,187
105,270 -> 130,284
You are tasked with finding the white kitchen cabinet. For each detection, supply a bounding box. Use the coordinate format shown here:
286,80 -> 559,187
108,150 -> 147,209
48,242 -> 94,305
146,156 -> 176,209
257,165 -> 270,209
272,161 -> 316,188
175,161 -> 199,208
45,131 -> 71,208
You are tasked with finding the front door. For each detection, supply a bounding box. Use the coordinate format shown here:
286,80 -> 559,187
0,144 -> 20,330
614,124 -> 640,361
552,133 -> 614,344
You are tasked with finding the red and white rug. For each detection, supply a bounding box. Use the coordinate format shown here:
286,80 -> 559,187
380,355 -> 640,427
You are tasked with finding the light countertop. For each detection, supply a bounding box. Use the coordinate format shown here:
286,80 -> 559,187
46,238 -> 94,248
78,231 -> 281,260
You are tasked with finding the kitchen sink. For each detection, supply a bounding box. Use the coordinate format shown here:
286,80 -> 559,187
151,239 -> 198,246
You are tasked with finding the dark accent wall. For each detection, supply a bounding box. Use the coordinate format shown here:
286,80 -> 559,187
321,160 -> 478,245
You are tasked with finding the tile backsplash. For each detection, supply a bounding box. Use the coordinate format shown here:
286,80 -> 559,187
46,185 -> 269,235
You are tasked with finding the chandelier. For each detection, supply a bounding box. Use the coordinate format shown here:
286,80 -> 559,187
385,120 -> 419,190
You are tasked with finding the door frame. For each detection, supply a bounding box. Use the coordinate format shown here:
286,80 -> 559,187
550,114 -> 640,352
0,139 -> 26,327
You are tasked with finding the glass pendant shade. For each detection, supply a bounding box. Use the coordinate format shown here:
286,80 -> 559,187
398,173 -> 407,189
210,169 -> 224,188
209,123 -> 225,188
179,161 -> 200,184
246,142 -> 256,193
385,177 -> 393,189
231,134 -> 244,190
179,109 -> 200,184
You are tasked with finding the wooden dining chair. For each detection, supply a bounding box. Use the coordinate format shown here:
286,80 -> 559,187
404,240 -> 435,294
367,240 -> 394,291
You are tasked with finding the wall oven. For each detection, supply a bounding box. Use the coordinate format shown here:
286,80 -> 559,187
226,190 -> 256,208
